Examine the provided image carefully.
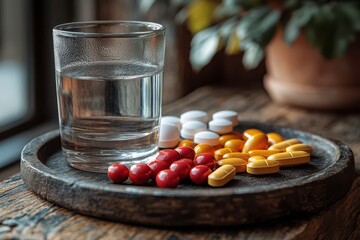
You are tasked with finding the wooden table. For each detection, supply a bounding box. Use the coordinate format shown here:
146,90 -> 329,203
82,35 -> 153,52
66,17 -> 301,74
1,86 -> 359,239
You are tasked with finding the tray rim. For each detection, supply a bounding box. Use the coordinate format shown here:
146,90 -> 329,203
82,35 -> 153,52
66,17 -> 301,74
21,122 -> 353,197
20,121 -> 355,226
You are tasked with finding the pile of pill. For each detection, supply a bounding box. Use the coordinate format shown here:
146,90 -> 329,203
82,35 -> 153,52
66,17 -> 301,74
107,110 -> 313,188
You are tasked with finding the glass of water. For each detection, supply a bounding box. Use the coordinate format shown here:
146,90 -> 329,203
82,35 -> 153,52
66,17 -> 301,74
53,21 -> 165,173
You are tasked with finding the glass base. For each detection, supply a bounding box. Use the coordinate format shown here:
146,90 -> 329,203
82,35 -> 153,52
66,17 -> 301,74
63,147 -> 159,173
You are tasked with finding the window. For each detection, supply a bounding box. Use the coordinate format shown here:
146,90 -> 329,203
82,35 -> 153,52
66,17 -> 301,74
0,0 -> 97,169
0,0 -> 30,131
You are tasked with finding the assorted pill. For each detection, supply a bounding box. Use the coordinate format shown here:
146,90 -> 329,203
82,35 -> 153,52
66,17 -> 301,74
268,138 -> 301,151
107,163 -> 129,183
129,163 -> 153,185
194,153 -> 217,170
161,116 -> 181,131
194,131 -> 220,146
248,149 -> 282,157
208,119 -> 233,135
246,159 -> 280,175
180,121 -> 207,140
219,134 -> 242,146
194,143 -> 215,155
222,152 -> 250,160
212,110 -> 238,126
214,147 -> 237,161
224,139 -> 245,152
158,123 -> 180,148
208,165 -> 236,187
108,109 -> 315,189
156,170 -> 180,188
177,139 -> 197,149
190,165 -> 212,185
267,151 -> 310,167
180,110 -> 208,124
242,128 -> 263,141
217,158 -> 247,173
286,143 -> 313,155
242,133 -> 268,153
170,160 -> 192,181
267,132 -> 284,146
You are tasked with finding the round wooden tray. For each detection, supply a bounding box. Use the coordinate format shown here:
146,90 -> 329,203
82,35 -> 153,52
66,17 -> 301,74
21,121 -> 354,226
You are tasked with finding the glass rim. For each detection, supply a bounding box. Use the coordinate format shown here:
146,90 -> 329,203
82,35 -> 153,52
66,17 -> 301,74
53,20 -> 165,38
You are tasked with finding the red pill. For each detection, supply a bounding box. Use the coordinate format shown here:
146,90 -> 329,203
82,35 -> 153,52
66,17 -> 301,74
194,153 -> 217,170
189,165 -> 212,185
175,146 -> 196,160
107,163 -> 129,183
129,163 -> 153,185
180,158 -> 195,168
170,160 -> 191,181
156,170 -> 179,188
155,149 -> 181,164
147,160 -> 170,180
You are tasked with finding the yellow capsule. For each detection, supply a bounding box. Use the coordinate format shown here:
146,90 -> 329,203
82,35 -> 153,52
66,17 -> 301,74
217,158 -> 247,173
214,148 -> 237,161
208,164 -> 236,187
286,144 -> 313,155
267,132 -> 284,146
222,152 -> 250,160
268,138 -> 301,151
219,134 -> 242,146
246,159 -> 279,175
242,133 -> 268,153
242,128 -> 263,141
268,151 -> 310,167
178,140 -> 197,149
248,156 -> 267,162
194,144 -> 215,155
248,149 -> 282,157
224,139 -> 245,152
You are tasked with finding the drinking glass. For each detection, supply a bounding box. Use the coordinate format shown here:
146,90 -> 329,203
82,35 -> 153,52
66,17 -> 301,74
53,21 -> 165,172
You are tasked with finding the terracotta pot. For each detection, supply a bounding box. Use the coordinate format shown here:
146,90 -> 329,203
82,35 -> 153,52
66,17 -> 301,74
264,29 -> 360,110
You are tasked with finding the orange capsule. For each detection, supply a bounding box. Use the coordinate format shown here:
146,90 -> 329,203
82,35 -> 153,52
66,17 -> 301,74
178,140 -> 197,149
214,148 -> 237,161
194,143 -> 215,155
242,128 -> 263,141
219,134 -> 242,146
224,139 -> 245,152
267,132 -> 284,146
242,133 -> 268,153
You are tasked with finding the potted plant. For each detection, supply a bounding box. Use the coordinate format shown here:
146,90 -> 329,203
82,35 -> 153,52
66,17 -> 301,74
184,0 -> 360,110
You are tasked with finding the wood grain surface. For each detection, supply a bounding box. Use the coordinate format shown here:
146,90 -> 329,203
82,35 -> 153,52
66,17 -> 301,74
1,86 -> 360,239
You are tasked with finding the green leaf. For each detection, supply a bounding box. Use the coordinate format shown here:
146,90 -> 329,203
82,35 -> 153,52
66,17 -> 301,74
236,6 -> 270,38
242,41 -> 264,69
305,4 -> 349,59
190,28 -> 220,70
284,4 -> 318,44
336,2 -> 360,31
213,2 -> 240,20
284,0 -> 301,9
237,7 -> 280,47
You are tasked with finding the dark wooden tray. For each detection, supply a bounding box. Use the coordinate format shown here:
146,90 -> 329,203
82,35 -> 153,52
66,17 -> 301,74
21,121 -> 354,226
